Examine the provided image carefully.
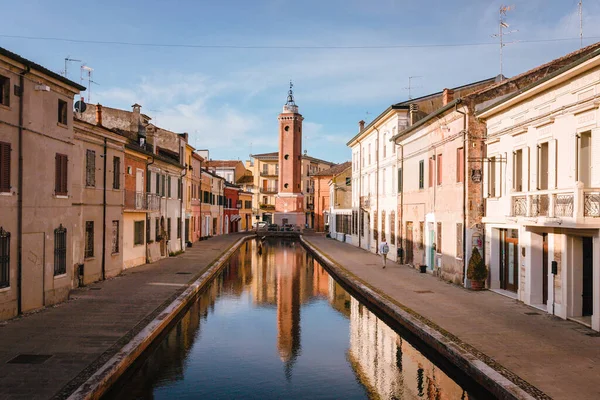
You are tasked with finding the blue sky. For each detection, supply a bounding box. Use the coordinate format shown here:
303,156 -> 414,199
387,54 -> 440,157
2,0 -> 599,163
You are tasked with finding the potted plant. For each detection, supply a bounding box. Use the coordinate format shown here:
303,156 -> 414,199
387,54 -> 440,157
467,247 -> 488,290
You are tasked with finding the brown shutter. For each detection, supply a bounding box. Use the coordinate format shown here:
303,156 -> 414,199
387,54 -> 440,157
0,142 -> 10,192
56,154 -> 68,195
55,154 -> 61,193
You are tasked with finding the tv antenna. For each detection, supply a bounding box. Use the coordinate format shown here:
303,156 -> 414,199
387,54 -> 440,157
491,5 -> 519,80
404,76 -> 422,100
579,0 -> 583,48
80,65 -> 98,103
63,56 -> 81,79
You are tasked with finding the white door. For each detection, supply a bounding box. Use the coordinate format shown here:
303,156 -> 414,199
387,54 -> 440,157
136,169 -> 144,209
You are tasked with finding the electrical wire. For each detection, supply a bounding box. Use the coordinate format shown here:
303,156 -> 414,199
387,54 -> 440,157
1,34 -> 600,50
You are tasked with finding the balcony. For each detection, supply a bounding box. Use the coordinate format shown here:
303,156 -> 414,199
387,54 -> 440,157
306,187 -> 314,194
259,203 -> 275,211
509,190 -> 580,220
584,192 -> 600,217
124,191 -> 161,211
260,171 -> 278,177
306,203 -> 314,211
259,187 -> 278,195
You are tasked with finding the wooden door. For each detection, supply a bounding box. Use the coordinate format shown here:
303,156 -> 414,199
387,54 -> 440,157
405,222 -> 413,264
542,233 -> 548,305
22,233 -> 44,312
501,234 -> 519,293
582,237 -> 593,316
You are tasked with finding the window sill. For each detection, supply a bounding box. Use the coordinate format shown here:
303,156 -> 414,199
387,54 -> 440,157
54,273 -> 67,279
0,103 -> 11,111
133,243 -> 144,247
57,122 -> 68,129
0,191 -> 13,196
54,194 -> 69,199
0,286 -> 11,293
111,252 -> 120,256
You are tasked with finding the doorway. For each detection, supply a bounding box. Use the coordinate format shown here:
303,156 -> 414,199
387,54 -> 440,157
582,237 -> 593,316
405,221 -> 413,265
428,224 -> 435,270
500,229 -> 519,293
543,233 -> 548,305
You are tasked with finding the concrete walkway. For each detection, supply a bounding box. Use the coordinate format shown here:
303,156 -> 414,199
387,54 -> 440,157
304,235 -> 600,400
0,233 -> 249,400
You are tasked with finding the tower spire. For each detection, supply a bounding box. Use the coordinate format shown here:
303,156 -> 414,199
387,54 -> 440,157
283,80 -> 299,113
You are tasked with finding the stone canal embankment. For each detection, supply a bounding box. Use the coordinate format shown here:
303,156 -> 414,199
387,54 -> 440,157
301,234 -> 600,400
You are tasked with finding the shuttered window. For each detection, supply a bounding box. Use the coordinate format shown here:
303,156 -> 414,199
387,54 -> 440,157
177,217 -> 181,239
113,157 -> 120,189
147,171 -> 152,192
55,153 -> 68,195
84,221 -> 94,258
167,176 -> 172,198
0,227 -> 10,288
167,218 -> 172,240
437,154 -> 443,185
428,157 -> 434,188
146,216 -> 151,243
85,150 -> 95,187
418,160 -> 424,189
54,224 -> 67,275
456,223 -> 463,259
155,173 -> 160,195
0,75 -> 10,106
0,141 -> 11,192
457,147 -> 464,183
134,221 -> 144,245
436,222 -> 442,255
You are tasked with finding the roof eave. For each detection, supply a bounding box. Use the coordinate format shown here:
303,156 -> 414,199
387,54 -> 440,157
391,99 -> 461,142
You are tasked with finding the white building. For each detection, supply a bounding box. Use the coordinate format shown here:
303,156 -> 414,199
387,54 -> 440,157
478,46 -> 600,331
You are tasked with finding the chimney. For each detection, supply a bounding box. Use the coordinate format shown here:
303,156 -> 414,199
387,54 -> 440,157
409,104 -> 419,125
442,88 -> 454,106
95,103 -> 103,126
358,120 -> 365,132
131,103 -> 142,134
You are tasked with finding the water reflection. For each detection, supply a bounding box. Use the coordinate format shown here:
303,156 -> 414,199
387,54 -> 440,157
105,239 -> 476,399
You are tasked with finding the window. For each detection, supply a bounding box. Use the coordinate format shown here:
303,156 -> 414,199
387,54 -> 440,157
390,212 -> 396,245
428,157 -> 434,188
146,216 -> 151,243
368,144 -> 372,165
85,221 -> 94,258
437,154 -> 443,185
177,217 -> 181,239
58,99 -> 68,125
456,223 -> 463,259
167,218 -> 172,240
0,75 -> 9,106
177,178 -> 182,199
383,133 -> 387,158
373,212 -> 378,241
345,177 -> 351,186
381,210 -> 386,240
134,220 -> 144,245
54,224 -> 67,275
513,149 -> 523,191
0,227 -> 10,288
262,164 -> 268,174
111,221 -> 119,253
456,147 -> 464,183
418,160 -> 424,189
168,176 -> 172,197
360,211 -> 364,236
86,150 -> 95,187
161,175 -> 166,196
538,142 -> 549,190
113,157 -> 120,189
419,221 -> 424,249
155,173 -> 160,195
489,156 -> 497,197
578,131 -> 591,186
397,167 -> 403,193
436,222 -> 442,254
147,171 -> 152,193
155,217 -> 160,241
0,141 -> 11,192
55,153 -> 68,195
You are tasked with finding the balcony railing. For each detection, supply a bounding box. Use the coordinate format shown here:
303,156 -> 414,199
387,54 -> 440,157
259,203 -> 275,210
512,196 -> 527,216
306,203 -> 314,211
584,192 -> 600,217
554,193 -> 574,217
259,187 -> 278,194
530,194 -> 549,217
260,171 -> 278,177
306,187 -> 314,194
124,191 -> 161,211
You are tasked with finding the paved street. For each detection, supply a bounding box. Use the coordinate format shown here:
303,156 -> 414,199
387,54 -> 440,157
304,235 -> 600,400
0,233 -> 249,400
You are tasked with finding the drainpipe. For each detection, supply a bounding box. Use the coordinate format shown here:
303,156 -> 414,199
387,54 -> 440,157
17,66 -> 29,315
455,100 -> 468,287
374,126 -> 380,253
180,166 -> 187,251
145,156 -> 154,263
358,139 -> 362,249
397,141 -> 404,264
101,137 -> 107,280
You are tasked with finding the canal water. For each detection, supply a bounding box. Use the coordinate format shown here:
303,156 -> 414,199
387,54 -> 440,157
105,239 -> 488,400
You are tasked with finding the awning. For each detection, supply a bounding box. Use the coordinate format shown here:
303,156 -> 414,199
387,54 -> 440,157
230,215 -> 242,222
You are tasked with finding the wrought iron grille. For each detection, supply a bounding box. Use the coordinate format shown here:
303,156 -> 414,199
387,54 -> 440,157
584,192 -> 600,217
530,194 -> 549,217
512,196 -> 527,217
85,221 -> 94,258
554,194 -> 574,217
54,224 -> 67,275
0,227 -> 10,288
111,221 -> 119,253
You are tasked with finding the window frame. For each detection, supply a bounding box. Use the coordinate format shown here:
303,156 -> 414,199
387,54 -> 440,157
418,160 -> 424,189
111,220 -> 119,253
86,150 -> 96,187
456,147 -> 464,183
0,74 -> 9,106
436,222 -> 442,255
0,141 -> 11,193
58,99 -> 68,125
134,220 -> 144,246
0,227 -> 10,288
437,154 -> 443,186
54,224 -> 67,276
55,153 -> 68,196
112,156 -> 121,189
84,221 -> 94,258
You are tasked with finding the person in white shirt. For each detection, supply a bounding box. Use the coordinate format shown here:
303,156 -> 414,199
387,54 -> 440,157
379,238 -> 389,268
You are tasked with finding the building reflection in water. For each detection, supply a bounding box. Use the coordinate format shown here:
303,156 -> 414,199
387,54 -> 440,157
107,239 -> 473,399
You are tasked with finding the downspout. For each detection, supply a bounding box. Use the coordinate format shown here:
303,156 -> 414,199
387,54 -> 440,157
17,66 -> 29,315
145,155 -> 154,263
101,137 -> 107,280
374,127 -> 380,253
398,141 -> 404,264
180,167 -> 187,250
455,100 -> 468,287
358,140 -> 362,249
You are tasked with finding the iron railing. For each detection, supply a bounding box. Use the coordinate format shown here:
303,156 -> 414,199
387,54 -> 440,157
512,196 -> 527,216
584,192 -> 600,217
124,191 -> 161,211
259,188 -> 277,194
554,193 -> 574,217
530,194 -> 549,217
260,171 -> 278,177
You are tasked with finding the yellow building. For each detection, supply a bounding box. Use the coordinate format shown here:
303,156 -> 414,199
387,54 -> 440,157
238,190 -> 253,231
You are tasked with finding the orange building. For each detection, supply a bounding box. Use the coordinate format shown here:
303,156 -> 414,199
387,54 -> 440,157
311,162 -> 351,232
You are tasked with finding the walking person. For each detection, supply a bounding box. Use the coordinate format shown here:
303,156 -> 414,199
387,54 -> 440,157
379,237 -> 389,268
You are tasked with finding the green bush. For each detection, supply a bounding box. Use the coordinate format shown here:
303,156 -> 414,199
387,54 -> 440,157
466,247 -> 487,281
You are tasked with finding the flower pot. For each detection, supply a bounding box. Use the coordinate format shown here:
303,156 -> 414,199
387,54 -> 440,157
470,280 -> 485,291
419,265 -> 427,273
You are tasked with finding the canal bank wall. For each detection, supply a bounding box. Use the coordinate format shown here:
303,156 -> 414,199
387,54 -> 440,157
300,236 -> 540,400
66,234 -> 255,400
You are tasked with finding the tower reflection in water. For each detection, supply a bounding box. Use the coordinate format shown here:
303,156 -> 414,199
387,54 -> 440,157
106,239 -> 472,400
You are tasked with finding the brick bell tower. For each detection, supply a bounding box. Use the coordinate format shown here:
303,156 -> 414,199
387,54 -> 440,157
274,81 -> 305,227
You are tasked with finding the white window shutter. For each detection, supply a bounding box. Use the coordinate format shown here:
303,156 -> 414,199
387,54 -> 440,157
549,139 -> 558,189
592,128 -> 600,187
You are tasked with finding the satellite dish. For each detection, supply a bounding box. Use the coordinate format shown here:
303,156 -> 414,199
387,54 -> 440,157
74,100 -> 87,113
